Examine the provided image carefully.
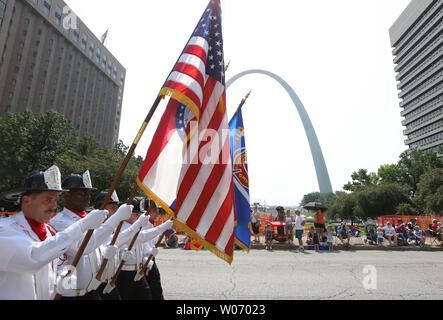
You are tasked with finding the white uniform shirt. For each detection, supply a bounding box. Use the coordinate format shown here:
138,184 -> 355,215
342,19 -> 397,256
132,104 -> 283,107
0,212 -> 83,300
117,220 -> 164,272
50,208 -> 116,296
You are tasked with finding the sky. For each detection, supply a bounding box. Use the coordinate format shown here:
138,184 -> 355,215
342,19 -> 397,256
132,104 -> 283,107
65,0 -> 411,207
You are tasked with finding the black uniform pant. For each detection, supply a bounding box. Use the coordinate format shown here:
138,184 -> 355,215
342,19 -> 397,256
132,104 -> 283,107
146,260 -> 164,300
97,282 -> 121,300
60,290 -> 101,300
116,270 -> 152,300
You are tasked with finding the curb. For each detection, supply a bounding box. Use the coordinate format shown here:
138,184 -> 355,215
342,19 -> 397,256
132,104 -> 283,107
250,244 -> 443,252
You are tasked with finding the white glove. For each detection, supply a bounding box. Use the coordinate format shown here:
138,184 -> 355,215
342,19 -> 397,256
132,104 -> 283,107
121,249 -> 135,262
133,215 -> 151,229
103,204 -> 133,229
114,204 -> 133,222
142,258 -> 154,271
145,247 -> 159,257
78,210 -> 108,232
102,245 -> 118,261
157,220 -> 174,233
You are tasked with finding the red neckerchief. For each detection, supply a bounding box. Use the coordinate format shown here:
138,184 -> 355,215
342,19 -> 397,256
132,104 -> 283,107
69,208 -> 87,218
25,217 -> 49,241
149,219 -> 156,226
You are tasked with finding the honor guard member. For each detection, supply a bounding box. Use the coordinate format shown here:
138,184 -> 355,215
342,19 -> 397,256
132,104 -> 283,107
94,190 -> 120,216
93,189 -> 122,300
104,198 -> 172,300
143,199 -> 166,300
50,171 -> 133,300
0,166 -> 107,300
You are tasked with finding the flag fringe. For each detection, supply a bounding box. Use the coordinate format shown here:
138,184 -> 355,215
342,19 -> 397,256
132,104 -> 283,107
136,178 -> 234,265
159,88 -> 200,121
234,238 -> 251,253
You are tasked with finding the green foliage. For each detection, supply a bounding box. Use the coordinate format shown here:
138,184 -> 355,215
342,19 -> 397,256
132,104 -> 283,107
415,168 -> 443,216
299,191 -> 338,207
0,111 -> 145,209
0,111 -> 73,195
327,193 -> 358,221
343,169 -> 379,192
396,203 -> 418,216
396,149 -> 443,197
354,183 -> 410,218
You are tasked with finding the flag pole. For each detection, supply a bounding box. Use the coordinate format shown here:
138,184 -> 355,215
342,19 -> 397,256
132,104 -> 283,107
86,185 -> 139,291
134,228 -> 168,281
54,95 -> 163,300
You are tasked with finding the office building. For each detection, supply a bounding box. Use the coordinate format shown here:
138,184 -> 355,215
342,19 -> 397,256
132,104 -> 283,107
0,0 -> 126,147
389,0 -> 442,157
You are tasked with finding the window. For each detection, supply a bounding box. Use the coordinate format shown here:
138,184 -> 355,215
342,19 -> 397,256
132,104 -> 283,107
43,0 -> 51,16
96,48 -> 101,63
102,55 -> 107,69
54,5 -> 62,25
81,34 -> 87,50
0,1 -> 6,12
89,42 -> 94,57
0,18 -> 2,27
11,79 -> 16,87
73,28 -> 80,42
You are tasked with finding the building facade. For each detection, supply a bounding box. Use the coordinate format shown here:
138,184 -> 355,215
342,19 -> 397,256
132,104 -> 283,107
389,0 -> 442,157
0,0 -> 125,148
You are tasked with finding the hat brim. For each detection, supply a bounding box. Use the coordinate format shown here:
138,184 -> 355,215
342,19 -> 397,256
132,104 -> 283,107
1,188 -> 68,202
65,187 -> 98,191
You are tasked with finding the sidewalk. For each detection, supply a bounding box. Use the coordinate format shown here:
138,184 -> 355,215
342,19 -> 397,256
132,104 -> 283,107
250,236 -> 443,252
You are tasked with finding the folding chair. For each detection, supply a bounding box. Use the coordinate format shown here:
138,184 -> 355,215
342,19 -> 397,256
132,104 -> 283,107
426,225 -> 440,246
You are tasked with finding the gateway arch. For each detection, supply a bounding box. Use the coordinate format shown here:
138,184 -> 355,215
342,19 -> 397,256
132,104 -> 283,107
226,69 -> 333,194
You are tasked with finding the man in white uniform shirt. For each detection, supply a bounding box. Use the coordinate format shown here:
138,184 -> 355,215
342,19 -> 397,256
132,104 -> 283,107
0,166 -> 107,300
50,171 -> 132,300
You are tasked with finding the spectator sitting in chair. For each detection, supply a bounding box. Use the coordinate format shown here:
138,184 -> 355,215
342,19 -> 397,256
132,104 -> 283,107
376,227 -> 385,246
306,227 -> 315,245
395,219 -> 409,243
407,218 -> 418,240
337,223 -> 350,247
383,222 -> 398,246
164,228 -> 178,248
412,225 -> 425,247
437,222 -> 443,245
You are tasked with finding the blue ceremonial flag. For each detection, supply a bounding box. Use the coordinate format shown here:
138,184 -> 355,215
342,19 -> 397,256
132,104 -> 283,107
229,92 -> 252,252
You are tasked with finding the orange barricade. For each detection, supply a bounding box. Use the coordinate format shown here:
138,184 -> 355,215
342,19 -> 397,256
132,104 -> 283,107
377,215 -> 443,230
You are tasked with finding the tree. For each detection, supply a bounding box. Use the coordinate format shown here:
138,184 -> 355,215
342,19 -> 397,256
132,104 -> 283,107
355,183 -> 411,219
327,193 -> 358,223
299,191 -> 337,207
343,169 -> 379,192
396,203 -> 418,216
415,168 -> 443,216
396,149 -> 443,197
378,164 -> 403,185
0,110 -> 73,195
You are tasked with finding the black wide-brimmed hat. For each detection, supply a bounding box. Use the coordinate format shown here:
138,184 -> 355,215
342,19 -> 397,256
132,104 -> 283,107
62,170 -> 97,191
144,198 -> 161,211
1,165 -> 68,203
93,190 -> 120,209
125,198 -> 145,213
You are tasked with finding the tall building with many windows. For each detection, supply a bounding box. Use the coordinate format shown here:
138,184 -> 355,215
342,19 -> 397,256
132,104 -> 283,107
389,0 -> 442,157
0,0 -> 126,148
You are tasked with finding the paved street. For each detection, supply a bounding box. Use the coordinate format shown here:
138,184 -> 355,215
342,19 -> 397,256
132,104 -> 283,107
156,248 -> 443,300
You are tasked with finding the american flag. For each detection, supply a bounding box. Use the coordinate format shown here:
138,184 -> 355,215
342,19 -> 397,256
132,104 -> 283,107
138,0 -> 236,263
101,29 -> 108,45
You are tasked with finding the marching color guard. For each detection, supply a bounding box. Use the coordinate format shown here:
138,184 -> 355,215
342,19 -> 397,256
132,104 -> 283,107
50,171 -> 132,300
0,166 -> 107,300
